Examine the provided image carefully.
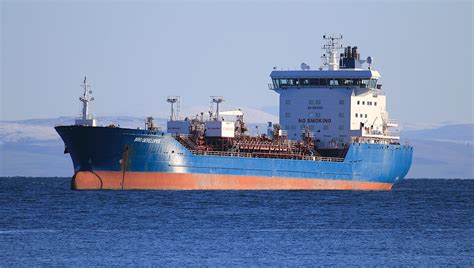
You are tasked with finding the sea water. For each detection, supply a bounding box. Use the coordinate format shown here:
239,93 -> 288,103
0,178 -> 473,266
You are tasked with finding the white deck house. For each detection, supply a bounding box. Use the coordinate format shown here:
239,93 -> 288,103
269,36 -> 398,148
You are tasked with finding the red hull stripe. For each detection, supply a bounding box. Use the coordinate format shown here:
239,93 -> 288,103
72,171 -> 393,190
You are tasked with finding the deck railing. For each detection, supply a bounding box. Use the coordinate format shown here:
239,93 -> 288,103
386,119 -> 398,126
188,150 -> 344,162
351,136 -> 399,144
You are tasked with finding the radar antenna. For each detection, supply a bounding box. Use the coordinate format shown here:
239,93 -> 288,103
366,56 -> 373,70
166,96 -> 181,121
210,96 -> 224,121
321,34 -> 343,70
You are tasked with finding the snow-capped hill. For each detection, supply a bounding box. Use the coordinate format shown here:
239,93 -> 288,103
0,116 -> 151,143
0,122 -> 59,142
403,124 -> 474,144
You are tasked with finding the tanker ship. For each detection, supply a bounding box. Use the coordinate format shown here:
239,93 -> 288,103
56,35 -> 412,190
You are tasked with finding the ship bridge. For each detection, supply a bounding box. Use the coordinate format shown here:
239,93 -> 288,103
269,69 -> 381,90
269,35 -> 398,148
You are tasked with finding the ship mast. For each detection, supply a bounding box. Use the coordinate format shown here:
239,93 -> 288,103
80,77 -> 93,120
321,34 -> 343,70
166,96 -> 181,121
75,76 -> 97,126
210,96 -> 224,121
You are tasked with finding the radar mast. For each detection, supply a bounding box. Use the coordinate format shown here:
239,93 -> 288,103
166,96 -> 181,121
210,96 -> 224,121
321,34 -> 343,70
75,76 -> 97,126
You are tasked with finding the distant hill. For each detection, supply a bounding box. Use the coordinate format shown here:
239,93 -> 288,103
0,116 -> 150,177
0,116 -> 472,178
402,124 -> 474,143
402,124 -> 474,178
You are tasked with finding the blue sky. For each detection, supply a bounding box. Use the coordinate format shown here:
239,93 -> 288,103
1,0 -> 473,127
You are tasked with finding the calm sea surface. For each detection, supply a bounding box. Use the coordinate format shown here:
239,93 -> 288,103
0,178 -> 473,266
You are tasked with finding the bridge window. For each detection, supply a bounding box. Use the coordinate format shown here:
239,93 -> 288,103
272,79 -> 280,88
355,113 -> 358,117
272,78 -> 377,88
328,79 -> 345,86
344,79 -> 355,85
357,79 -> 370,88
308,112 -> 320,118
357,79 -> 378,89
309,79 -> 319,85
329,79 -> 339,86
369,79 -> 377,88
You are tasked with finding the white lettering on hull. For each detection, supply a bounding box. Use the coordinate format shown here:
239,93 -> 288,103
134,137 -> 161,144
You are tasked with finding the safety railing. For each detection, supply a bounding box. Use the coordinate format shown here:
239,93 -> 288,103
351,136 -> 399,144
188,150 -> 344,162
384,130 -> 400,137
387,119 -> 398,125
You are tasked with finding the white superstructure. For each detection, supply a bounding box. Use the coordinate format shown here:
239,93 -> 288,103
166,96 -> 191,135
165,96 -> 239,138
270,35 -> 399,148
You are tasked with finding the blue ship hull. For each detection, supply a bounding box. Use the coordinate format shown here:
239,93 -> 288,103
56,126 -> 413,190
